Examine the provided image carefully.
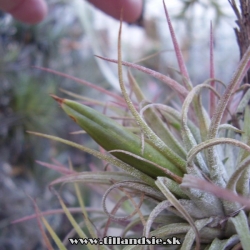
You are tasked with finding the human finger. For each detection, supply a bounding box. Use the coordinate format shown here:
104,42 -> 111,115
0,0 -> 47,24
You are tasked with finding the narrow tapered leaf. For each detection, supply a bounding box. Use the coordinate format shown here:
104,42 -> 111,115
34,66 -> 123,102
96,55 -> 189,98
68,159 -> 99,242
54,191 -> 95,250
230,210 -> 250,250
41,216 -> 67,250
208,235 -> 239,250
209,22 -> 216,118
182,175 -> 250,208
53,97 -> 184,178
156,177 -> 200,250
50,171 -> 141,187
163,0 -> 191,90
181,218 -> 213,250
128,71 -> 186,159
27,131 -> 156,187
188,138 -> 250,166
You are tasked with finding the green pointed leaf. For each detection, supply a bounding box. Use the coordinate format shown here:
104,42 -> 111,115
58,97 -> 184,179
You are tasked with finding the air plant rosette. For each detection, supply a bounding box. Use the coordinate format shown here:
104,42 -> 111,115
28,1 -> 250,249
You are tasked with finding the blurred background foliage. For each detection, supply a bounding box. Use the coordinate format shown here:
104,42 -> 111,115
0,0 -> 239,249
0,1 -> 103,249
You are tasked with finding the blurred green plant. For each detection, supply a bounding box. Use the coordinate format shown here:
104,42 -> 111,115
0,0 -> 94,170
0,2 -> 101,248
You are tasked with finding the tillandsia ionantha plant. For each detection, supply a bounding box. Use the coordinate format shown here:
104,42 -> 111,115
26,1 -> 250,249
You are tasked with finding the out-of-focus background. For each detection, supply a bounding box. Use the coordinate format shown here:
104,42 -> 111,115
0,0 -> 240,249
